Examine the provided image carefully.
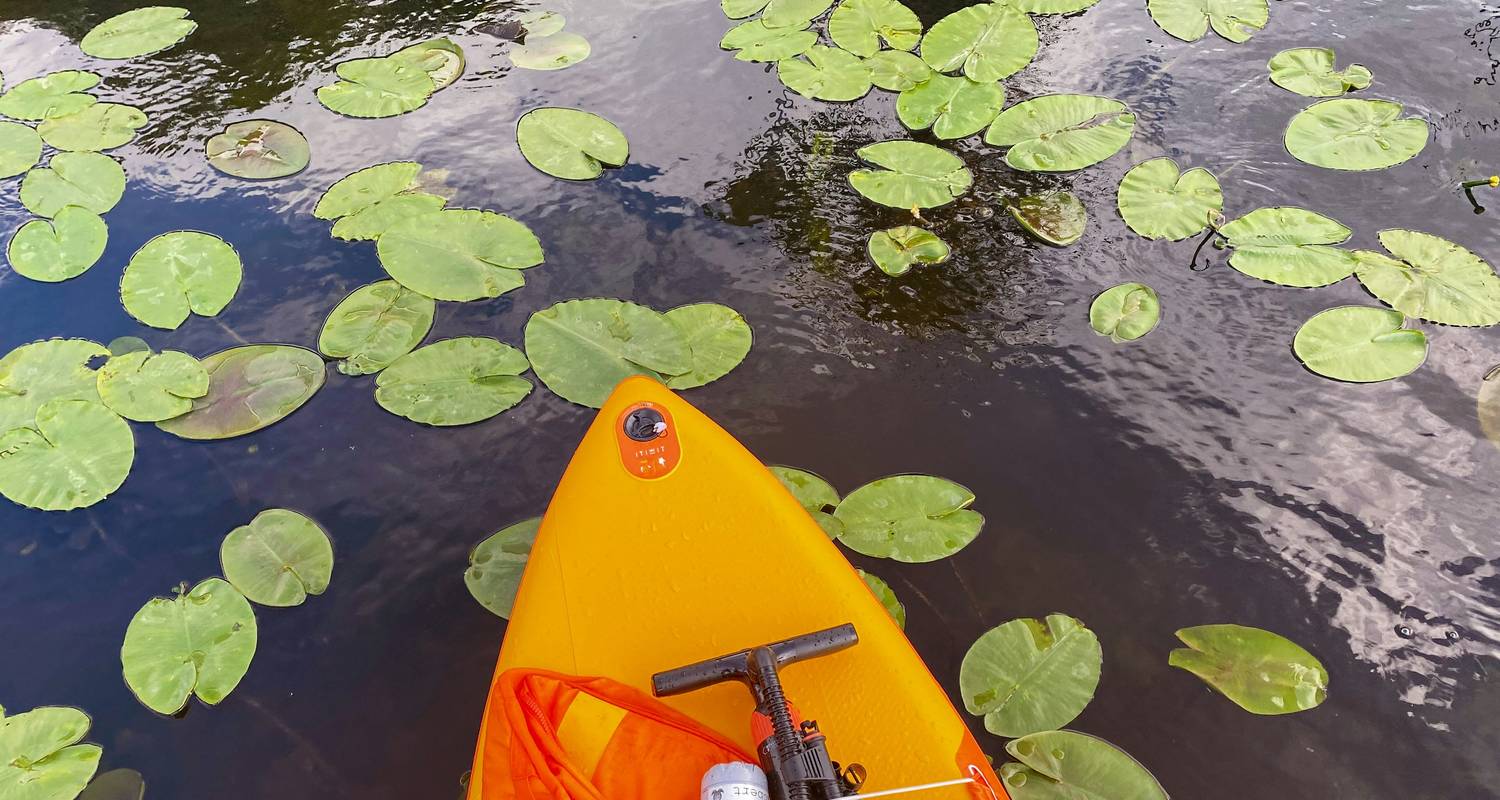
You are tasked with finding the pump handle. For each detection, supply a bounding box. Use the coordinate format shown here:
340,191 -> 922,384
652,624 -> 857,697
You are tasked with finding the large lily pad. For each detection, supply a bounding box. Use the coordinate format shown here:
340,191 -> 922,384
80,6 -> 197,59
1268,48 -> 1371,97
0,339 -> 109,433
96,350 -> 208,422
516,108 -> 629,180
920,4 -> 1037,83
985,94 -> 1135,172
1146,0 -> 1267,44
1089,283 -> 1160,343
0,121 -> 42,178
828,0 -> 921,56
466,517 -> 540,619
119,231 -> 242,330
317,58 -> 434,119
20,152 -> 126,218
7,207 -> 108,283
1116,158 -> 1222,241
960,614 -> 1102,737
121,578 -> 257,715
220,509 -> 334,607
391,37 -> 465,90
1284,98 -> 1428,171
867,226 -> 950,276
720,20 -> 817,63
1170,624 -> 1328,714
205,120 -> 310,180
897,74 -> 1005,140
769,465 -> 843,538
663,303 -> 753,390
376,337 -> 533,426
318,280 -> 435,376
848,140 -> 972,209
1001,731 -> 1168,800
761,0 -> 834,27
1010,191 -> 1087,246
156,345 -> 326,440
0,706 -> 101,800
509,32 -> 592,70
525,298 -> 691,408
778,46 -> 873,102
0,399 -> 134,512
857,570 -> 906,629
1219,206 -> 1357,288
376,209 -> 544,301
37,103 -> 147,152
0,71 -> 100,121
1292,306 -> 1427,383
1353,229 -> 1500,327
833,474 -> 983,562
865,50 -> 933,91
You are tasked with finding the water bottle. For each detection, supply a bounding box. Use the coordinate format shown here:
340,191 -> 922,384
701,761 -> 770,800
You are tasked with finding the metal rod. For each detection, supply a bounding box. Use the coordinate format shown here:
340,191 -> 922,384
846,777 -> 976,799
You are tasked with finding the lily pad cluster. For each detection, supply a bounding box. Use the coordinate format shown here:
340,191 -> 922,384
317,38 -> 466,118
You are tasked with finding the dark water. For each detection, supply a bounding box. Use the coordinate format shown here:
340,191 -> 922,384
2,0 -> 1499,797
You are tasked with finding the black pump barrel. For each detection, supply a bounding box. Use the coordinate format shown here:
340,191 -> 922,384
651,624 -> 858,697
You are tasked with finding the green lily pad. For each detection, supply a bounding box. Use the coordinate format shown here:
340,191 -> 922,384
1010,191 -> 1087,246
848,140 -> 972,209
205,120 -> 310,180
156,345 -> 326,440
769,465 -> 843,538
865,50 -> 933,91
778,45 -> 873,102
509,32 -> 592,70
1146,0 -> 1267,44
1292,306 -> 1427,383
828,0 -> 921,56
0,338 -> 109,433
0,71 -> 100,121
867,226 -> 950,276
119,231 -> 242,330
1116,158 -> 1222,241
1170,624 -> 1329,714
332,193 -> 445,241
519,10 -> 567,36
7,206 -> 109,283
833,474 -> 983,562
525,298 -> 692,408
1284,98 -> 1428,171
663,304 -> 753,390
220,509 -> 334,607
1353,229 -> 1500,327
37,103 -> 147,152
761,0 -> 834,28
96,349 -> 208,422
920,4 -> 1037,82
121,578 -> 256,715
77,769 -> 145,800
375,337 -> 533,426
897,74 -> 1005,140
721,0 -> 771,19
391,37 -> 465,90
960,614 -> 1101,737
0,399 -> 134,512
985,94 -> 1135,172
1089,283 -> 1160,343
0,121 -> 42,178
465,517 -> 540,619
1219,206 -> 1357,288
376,209 -> 544,302
314,161 -> 421,219
81,6 -> 197,59
999,0 -> 1102,12
720,20 -> 817,62
1001,731 -> 1167,800
516,108 -> 629,180
1268,48 -> 1371,97
0,706 -> 101,800
857,570 -> 906,629
316,57 -> 434,119
318,280 -> 435,376
20,152 -> 126,218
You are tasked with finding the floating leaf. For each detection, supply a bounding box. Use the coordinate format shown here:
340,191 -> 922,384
663,304 -> 753,390
314,161 -> 421,220
465,517 -> 540,619
1479,369 -> 1500,452
37,103 -> 147,152
769,465 -> 843,538
1353,229 -> 1500,327
7,206 -> 109,283
525,298 -> 691,408
920,4 -> 1037,82
848,140 -> 972,209
0,121 -> 42,178
0,399 -> 134,512
519,10 -> 567,36
1010,191 -> 1087,246
391,37 -> 465,90
220,509 -> 334,607
332,193 -> 445,241
1146,0 -> 1267,44
20,152 -> 126,218
318,280 -> 435,376
96,350 -> 208,422
1089,283 -> 1160,343
204,120 -> 310,180
867,226 -> 950,276
897,74 -> 1005,140
1001,0 -> 1102,12
1170,624 -> 1329,714
77,769 -> 145,800
833,474 -> 983,562
778,46 -> 873,102
720,20 -> 817,62
316,58 -> 434,119
516,108 -> 629,180
1284,98 -> 1428,171
828,0 -> 922,56
509,32 -> 592,70
0,706 -> 101,800
119,231 -> 242,330
121,578 -> 256,715
1268,48 -> 1371,97
107,336 -> 151,357
376,209 -> 544,301
960,614 -> 1101,737
0,71 -> 99,121
81,6 -> 197,59
984,94 -> 1135,172
1001,731 -> 1168,800
721,0 -> 771,19
0,339 -> 109,433
1219,206 -> 1356,288
376,337 -> 533,426
865,50 -> 933,91
156,345 -> 326,440
1116,158 -> 1222,241
857,570 -> 906,628
762,0 -> 834,28
1292,306 -> 1427,383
